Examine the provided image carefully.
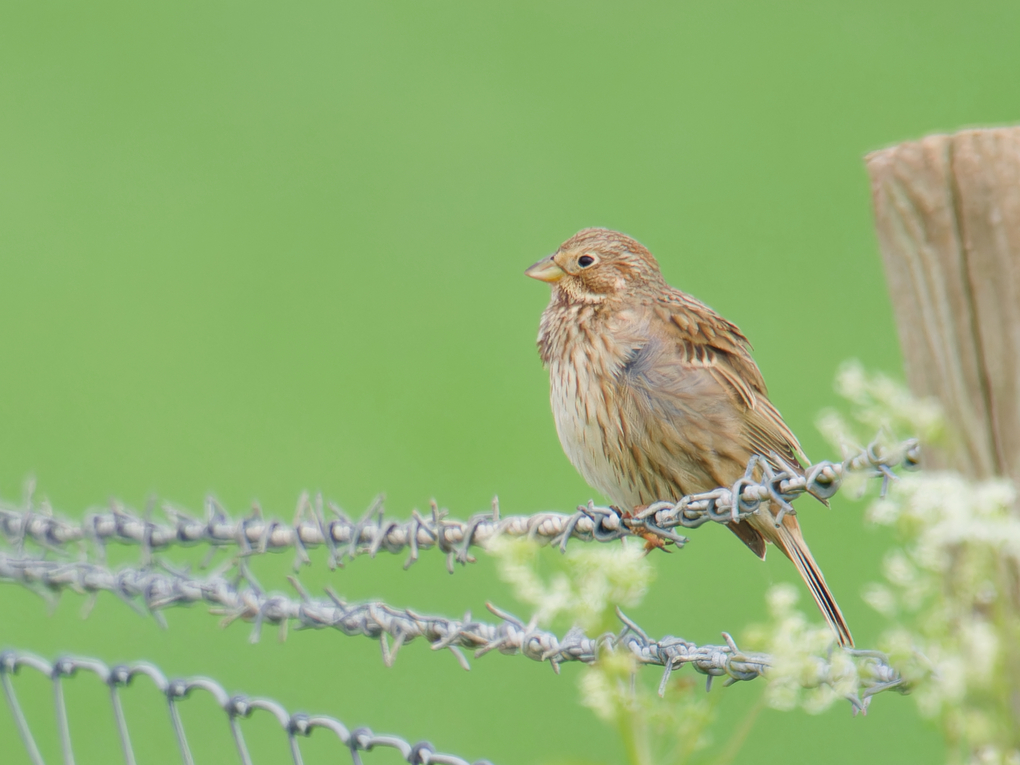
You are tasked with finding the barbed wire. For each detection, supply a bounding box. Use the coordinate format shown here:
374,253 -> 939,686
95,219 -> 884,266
0,649 -> 491,765
0,438 -> 919,571
0,552 -> 905,714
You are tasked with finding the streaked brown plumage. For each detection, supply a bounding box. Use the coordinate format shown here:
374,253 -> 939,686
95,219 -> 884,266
526,227 -> 854,647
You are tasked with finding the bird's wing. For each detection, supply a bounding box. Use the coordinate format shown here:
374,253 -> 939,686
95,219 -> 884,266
654,292 -> 765,404
652,291 -> 805,470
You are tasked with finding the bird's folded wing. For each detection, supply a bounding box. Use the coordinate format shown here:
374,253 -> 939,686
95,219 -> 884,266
653,294 -> 806,472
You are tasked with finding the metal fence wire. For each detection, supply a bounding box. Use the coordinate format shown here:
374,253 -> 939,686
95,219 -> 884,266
0,439 -> 919,570
0,649 -> 491,765
0,555 -> 905,707
0,437 -> 919,764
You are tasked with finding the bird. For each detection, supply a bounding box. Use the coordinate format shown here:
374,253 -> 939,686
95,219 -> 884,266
525,227 -> 853,647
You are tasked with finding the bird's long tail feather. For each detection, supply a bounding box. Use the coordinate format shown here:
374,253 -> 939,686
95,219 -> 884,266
773,520 -> 855,648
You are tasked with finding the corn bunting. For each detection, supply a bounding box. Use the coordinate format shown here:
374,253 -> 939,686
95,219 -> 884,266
526,227 -> 853,647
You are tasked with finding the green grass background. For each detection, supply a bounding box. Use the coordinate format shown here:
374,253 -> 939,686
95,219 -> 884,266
1,1 -> 1018,763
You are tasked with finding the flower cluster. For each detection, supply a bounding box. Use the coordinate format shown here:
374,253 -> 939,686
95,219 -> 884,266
486,536 -> 716,765
823,363 -> 1020,764
863,472 -> 1020,763
744,584 -> 860,714
485,535 -> 653,634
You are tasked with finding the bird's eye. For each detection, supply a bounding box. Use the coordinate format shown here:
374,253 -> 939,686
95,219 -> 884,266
578,255 -> 595,268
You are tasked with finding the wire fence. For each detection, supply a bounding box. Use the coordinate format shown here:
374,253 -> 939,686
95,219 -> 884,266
0,649 -> 492,765
0,439 -> 919,572
0,552 -> 905,712
0,437 -> 919,762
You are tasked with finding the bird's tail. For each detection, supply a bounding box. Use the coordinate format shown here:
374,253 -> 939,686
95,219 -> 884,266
773,518 -> 855,648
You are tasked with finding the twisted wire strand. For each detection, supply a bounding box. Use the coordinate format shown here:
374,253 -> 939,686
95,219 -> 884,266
0,438 -> 919,571
0,553 -> 904,713
0,649 -> 492,765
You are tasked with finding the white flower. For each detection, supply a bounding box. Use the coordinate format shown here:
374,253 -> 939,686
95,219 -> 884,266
861,583 -> 898,617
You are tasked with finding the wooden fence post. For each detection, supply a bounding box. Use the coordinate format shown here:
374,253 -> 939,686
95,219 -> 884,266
866,127 -> 1020,485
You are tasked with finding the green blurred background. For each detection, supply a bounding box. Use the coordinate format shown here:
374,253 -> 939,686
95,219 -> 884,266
1,1 -> 1018,763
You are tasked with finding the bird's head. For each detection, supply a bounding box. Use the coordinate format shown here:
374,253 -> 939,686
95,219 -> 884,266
525,228 -> 664,304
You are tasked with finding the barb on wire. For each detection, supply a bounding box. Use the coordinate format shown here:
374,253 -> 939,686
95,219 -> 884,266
0,553 -> 905,713
0,438 -> 920,569
0,649 -> 492,765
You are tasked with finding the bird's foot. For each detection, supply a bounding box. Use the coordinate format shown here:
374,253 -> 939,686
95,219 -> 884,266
620,505 -> 670,554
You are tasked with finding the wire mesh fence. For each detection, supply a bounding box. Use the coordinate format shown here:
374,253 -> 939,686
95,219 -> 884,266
0,649 -> 492,765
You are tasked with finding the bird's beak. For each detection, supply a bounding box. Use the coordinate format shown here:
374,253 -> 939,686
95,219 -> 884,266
525,254 -> 565,283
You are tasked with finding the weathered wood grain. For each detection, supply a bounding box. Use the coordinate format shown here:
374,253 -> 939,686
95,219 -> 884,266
866,127 -> 1020,483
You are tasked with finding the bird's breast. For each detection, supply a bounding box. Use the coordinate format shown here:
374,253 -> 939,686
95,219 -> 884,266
542,307 -> 649,506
